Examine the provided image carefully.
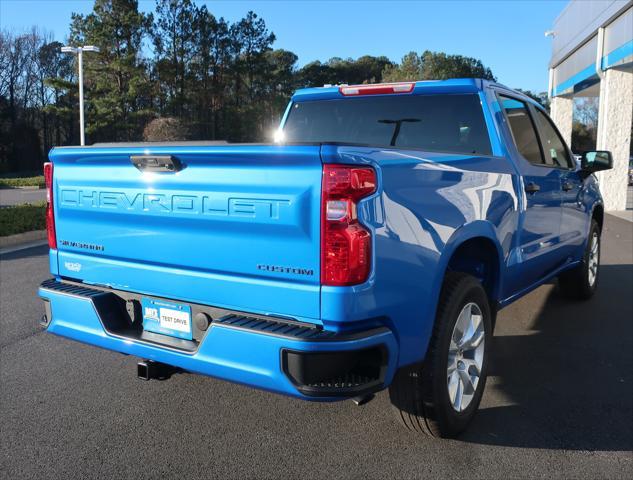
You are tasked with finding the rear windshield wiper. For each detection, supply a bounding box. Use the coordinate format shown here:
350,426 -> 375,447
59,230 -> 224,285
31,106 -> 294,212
378,118 -> 421,146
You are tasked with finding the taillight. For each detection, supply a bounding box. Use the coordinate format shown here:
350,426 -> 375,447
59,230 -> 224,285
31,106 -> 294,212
339,82 -> 414,96
43,162 -> 56,249
321,165 -> 376,286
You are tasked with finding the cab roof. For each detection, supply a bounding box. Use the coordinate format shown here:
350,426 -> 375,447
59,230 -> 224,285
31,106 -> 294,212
291,78 -> 539,107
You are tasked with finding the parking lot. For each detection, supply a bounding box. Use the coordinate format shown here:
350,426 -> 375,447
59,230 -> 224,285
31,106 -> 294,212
1,214 -> 631,479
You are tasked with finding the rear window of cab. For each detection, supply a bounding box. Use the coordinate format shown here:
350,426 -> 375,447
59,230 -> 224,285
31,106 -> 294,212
282,93 -> 492,155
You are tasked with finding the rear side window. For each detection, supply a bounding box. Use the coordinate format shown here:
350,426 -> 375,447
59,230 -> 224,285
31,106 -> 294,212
533,109 -> 573,169
499,96 -> 543,166
282,94 -> 492,155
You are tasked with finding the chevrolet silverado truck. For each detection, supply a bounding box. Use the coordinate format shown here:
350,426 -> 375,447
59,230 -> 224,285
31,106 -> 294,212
38,79 -> 613,438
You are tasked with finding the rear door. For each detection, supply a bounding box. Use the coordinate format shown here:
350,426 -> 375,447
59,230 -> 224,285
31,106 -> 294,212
498,95 -> 564,293
50,144 -> 323,321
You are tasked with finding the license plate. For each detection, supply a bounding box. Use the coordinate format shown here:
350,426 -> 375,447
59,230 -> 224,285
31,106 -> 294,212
141,298 -> 192,340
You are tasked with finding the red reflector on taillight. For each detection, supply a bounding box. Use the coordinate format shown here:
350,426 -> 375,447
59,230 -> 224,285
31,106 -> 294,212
43,162 -> 57,249
321,165 -> 376,286
339,82 -> 414,96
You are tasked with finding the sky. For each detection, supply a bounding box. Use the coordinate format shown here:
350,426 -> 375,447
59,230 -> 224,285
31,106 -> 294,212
0,0 -> 568,92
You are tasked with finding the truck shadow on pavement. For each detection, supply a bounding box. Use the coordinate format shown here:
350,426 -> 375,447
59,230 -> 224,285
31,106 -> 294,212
462,264 -> 633,451
0,243 -> 48,261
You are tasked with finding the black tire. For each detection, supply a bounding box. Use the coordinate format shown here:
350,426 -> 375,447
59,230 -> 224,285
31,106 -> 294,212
558,219 -> 601,300
388,272 -> 492,438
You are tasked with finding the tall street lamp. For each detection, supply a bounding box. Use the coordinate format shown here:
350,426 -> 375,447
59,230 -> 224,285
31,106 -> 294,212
61,45 -> 100,146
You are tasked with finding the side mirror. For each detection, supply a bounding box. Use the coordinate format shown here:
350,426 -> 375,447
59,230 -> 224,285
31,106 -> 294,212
581,151 -> 613,173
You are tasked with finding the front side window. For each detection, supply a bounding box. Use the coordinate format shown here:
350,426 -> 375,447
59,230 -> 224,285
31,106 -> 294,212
499,95 -> 543,166
533,109 -> 573,169
282,94 -> 492,155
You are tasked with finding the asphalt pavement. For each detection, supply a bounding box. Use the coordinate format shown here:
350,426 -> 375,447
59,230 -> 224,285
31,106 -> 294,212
1,215 -> 631,479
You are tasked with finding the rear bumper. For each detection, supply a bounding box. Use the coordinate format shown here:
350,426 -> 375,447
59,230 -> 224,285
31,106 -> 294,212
38,279 -> 398,400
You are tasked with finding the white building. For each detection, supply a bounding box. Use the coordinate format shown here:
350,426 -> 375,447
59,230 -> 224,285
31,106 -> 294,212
548,0 -> 632,210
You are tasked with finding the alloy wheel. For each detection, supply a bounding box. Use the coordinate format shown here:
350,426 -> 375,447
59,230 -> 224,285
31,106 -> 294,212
587,232 -> 599,287
447,302 -> 485,412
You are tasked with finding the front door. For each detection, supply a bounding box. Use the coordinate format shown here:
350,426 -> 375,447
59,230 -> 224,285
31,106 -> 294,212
531,107 -> 587,258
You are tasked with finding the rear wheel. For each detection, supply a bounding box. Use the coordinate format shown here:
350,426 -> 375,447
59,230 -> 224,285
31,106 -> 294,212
389,272 -> 492,437
558,219 -> 601,300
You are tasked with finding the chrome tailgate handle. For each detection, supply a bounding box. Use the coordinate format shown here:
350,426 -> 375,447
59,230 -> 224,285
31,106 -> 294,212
130,155 -> 182,172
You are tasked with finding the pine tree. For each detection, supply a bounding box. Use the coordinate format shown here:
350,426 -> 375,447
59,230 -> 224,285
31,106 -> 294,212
152,0 -> 197,118
70,0 -> 152,142
189,5 -> 231,139
382,50 -> 496,83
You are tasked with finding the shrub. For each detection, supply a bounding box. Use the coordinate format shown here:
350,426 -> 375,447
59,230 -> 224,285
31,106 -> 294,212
0,176 -> 45,188
0,202 -> 47,236
143,117 -> 190,142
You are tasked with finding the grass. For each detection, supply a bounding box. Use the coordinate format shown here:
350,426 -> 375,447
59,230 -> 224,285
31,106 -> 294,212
0,202 -> 47,237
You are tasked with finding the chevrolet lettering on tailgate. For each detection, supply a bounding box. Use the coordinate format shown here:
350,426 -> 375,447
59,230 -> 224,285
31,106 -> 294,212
60,188 -> 291,219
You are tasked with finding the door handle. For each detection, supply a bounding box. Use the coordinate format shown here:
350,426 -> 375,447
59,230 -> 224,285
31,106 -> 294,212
562,181 -> 574,191
525,182 -> 540,194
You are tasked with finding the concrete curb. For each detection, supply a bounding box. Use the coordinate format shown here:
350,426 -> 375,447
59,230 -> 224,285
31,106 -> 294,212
0,230 -> 47,251
606,211 -> 633,223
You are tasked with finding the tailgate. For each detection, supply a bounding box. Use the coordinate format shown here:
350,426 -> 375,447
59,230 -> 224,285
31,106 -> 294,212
49,144 -> 323,321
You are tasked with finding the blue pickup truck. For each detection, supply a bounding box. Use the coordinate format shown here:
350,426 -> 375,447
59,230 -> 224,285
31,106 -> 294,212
38,79 -> 612,437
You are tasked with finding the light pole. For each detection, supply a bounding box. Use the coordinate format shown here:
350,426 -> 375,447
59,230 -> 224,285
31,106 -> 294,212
61,45 -> 100,146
